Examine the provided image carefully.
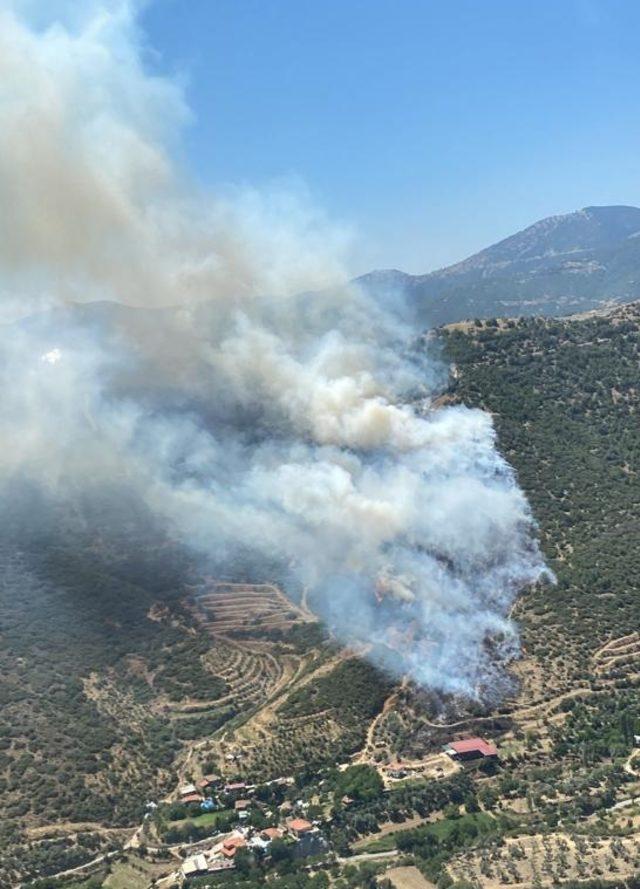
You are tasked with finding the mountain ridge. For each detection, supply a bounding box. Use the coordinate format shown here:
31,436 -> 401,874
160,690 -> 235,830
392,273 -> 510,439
358,204 -> 640,325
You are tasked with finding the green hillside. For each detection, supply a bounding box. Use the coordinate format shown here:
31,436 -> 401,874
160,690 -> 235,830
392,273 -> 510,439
442,304 -> 640,679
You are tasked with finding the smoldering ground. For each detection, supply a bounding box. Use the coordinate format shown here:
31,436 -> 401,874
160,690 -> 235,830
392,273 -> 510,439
0,1 -> 550,699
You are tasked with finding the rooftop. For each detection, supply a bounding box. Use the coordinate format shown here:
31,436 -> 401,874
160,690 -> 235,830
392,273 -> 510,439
262,827 -> 283,840
182,853 -> 208,875
223,836 -> 247,851
447,737 -> 498,757
225,781 -> 247,791
288,818 -> 313,833
197,774 -> 219,788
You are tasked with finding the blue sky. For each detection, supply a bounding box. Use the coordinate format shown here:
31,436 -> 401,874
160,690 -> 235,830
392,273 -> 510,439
141,0 -> 640,274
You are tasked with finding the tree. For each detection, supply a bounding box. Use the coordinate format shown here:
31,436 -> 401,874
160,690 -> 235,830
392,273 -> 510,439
234,846 -> 253,876
464,794 -> 479,813
335,765 -> 384,802
270,838 -> 294,864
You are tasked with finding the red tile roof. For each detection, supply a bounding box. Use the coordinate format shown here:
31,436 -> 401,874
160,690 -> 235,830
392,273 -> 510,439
223,837 -> 246,849
448,738 -> 498,757
261,827 -> 283,840
288,818 -> 313,833
222,836 -> 247,858
197,774 -> 218,788
181,793 -> 203,803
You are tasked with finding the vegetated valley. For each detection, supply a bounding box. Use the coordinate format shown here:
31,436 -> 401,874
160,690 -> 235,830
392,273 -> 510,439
5,304 -> 640,888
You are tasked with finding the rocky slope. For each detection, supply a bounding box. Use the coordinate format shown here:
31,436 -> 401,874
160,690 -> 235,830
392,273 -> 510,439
358,205 -> 640,325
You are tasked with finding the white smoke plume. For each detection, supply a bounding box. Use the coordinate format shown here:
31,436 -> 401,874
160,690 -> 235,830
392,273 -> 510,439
0,1 -> 549,698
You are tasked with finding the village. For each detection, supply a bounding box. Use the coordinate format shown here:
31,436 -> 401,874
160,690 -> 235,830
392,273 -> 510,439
152,738 -> 500,885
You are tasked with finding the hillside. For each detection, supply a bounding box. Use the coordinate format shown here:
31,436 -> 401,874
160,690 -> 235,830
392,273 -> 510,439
8,302 -> 640,886
0,486 -> 394,884
358,205 -> 640,325
441,303 -> 640,669
308,303 -> 640,887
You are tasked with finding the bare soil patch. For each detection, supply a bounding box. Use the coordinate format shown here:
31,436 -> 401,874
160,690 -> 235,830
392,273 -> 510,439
385,865 -> 437,889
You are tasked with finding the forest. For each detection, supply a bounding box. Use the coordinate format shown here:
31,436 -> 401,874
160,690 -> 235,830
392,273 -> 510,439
442,308 -> 640,676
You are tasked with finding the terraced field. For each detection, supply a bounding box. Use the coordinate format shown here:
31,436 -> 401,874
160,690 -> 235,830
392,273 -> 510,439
211,650 -> 353,780
593,632 -> 640,679
164,639 -> 289,717
161,579 -> 373,784
191,581 -> 313,636
163,582 -> 328,780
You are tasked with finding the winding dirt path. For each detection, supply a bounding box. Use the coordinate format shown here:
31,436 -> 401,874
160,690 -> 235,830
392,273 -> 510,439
624,749 -> 640,777
354,678 -> 407,764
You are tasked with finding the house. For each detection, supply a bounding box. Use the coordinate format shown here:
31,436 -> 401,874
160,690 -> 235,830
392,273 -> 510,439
261,827 -> 283,841
200,797 -> 217,812
444,738 -> 499,761
182,853 -> 208,877
221,836 -> 247,859
179,783 -> 198,797
387,762 -> 408,779
234,799 -> 252,811
287,818 -> 314,838
224,781 -> 247,796
197,774 -> 220,791
181,792 -> 203,804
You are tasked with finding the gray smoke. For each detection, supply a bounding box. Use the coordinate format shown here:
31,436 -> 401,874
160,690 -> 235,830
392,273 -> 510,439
0,1 -> 549,698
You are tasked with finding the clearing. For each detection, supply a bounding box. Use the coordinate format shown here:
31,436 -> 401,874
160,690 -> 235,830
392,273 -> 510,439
385,865 -> 437,889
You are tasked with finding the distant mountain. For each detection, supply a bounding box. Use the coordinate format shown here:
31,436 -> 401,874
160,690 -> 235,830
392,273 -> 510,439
358,205 -> 640,326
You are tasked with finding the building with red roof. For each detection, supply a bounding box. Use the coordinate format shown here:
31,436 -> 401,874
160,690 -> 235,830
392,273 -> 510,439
445,738 -> 498,761
221,836 -> 247,859
197,774 -> 219,790
224,781 -> 248,797
287,818 -> 314,838
261,827 -> 283,841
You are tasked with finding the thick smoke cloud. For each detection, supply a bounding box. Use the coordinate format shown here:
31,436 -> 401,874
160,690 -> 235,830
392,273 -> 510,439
0,1 -> 549,698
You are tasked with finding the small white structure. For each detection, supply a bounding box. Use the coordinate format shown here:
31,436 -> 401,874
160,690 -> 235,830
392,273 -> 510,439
182,853 -> 208,877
